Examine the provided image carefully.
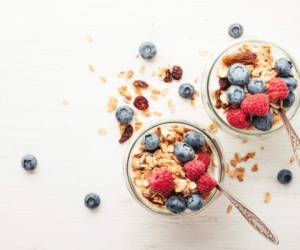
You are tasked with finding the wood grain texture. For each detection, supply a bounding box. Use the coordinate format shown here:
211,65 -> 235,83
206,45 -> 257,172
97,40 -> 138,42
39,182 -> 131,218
0,0 -> 300,249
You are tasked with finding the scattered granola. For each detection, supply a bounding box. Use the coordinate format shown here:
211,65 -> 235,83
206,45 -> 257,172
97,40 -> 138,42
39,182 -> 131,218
167,99 -> 175,113
88,64 -> 95,73
98,75 -> 107,83
97,128 -> 108,136
207,123 -> 218,133
251,164 -> 258,172
118,85 -> 132,101
263,192 -> 272,204
107,97 -> 118,112
226,204 -> 233,214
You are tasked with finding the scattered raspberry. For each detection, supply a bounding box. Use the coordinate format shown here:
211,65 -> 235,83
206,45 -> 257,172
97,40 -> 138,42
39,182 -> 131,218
184,160 -> 206,181
163,69 -> 172,82
119,124 -> 133,144
197,151 -> 211,170
218,77 -> 231,91
226,108 -> 250,129
197,174 -> 217,194
148,169 -> 175,197
171,65 -> 183,80
267,77 -> 289,101
241,93 -> 269,116
133,80 -> 149,88
133,96 -> 149,110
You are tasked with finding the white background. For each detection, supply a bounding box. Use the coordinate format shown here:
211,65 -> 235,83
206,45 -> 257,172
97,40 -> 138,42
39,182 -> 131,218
0,0 -> 300,249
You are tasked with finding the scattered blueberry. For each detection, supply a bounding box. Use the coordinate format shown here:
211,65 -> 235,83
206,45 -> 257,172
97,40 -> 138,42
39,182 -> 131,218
282,77 -> 297,91
178,83 -> 195,99
166,195 -> 187,213
283,92 -> 295,108
228,63 -> 250,86
139,42 -> 157,60
174,143 -> 195,163
277,169 -> 293,185
115,106 -> 134,124
84,193 -> 101,209
186,194 -> 204,211
226,85 -> 245,105
21,154 -> 37,171
275,58 -> 293,77
184,131 -> 205,150
247,78 -> 266,93
251,112 -> 273,131
228,23 -> 244,39
143,133 -> 160,151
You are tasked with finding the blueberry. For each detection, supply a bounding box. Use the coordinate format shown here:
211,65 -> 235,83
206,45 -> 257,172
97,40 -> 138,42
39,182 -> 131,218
277,169 -> 293,185
251,112 -> 273,131
21,154 -> 37,171
283,92 -> 295,108
275,58 -> 293,77
84,193 -> 101,209
282,77 -> 297,91
247,78 -> 266,93
174,143 -> 195,163
115,106 -> 134,124
228,23 -> 244,39
228,63 -> 250,86
186,194 -> 204,211
178,83 -> 195,99
184,131 -> 205,150
226,85 -> 245,105
139,42 -> 157,60
166,195 -> 186,213
143,133 -> 160,151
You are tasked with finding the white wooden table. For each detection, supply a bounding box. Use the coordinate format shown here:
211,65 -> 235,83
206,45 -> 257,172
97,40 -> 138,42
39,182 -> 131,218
1,0 -> 300,249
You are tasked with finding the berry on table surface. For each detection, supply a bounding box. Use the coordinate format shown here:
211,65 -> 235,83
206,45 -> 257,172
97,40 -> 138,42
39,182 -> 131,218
143,133 -> 160,151
139,42 -> 157,60
275,58 -> 293,77
178,83 -> 195,99
247,78 -> 266,94
197,174 -> 217,194
166,195 -> 187,213
21,154 -> 37,171
251,112 -> 273,131
241,93 -> 269,116
115,106 -> 134,124
187,194 -> 204,211
283,92 -> 296,108
277,169 -> 293,185
267,77 -> 289,101
184,160 -> 206,181
171,65 -> 183,80
184,131 -> 205,150
84,193 -> 101,209
174,143 -> 195,163
228,23 -> 244,39
197,151 -> 211,170
226,85 -> 245,106
148,169 -> 174,197
133,96 -> 149,110
228,63 -> 250,86
282,77 -> 298,91
226,108 -> 250,129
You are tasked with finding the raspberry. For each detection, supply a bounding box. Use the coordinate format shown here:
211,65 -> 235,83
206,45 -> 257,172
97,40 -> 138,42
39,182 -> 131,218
171,65 -> 183,80
184,160 -> 206,181
241,93 -> 269,116
197,174 -> 217,194
197,151 -> 211,170
133,96 -> 149,110
226,108 -> 250,129
148,169 -> 175,197
267,77 -> 289,101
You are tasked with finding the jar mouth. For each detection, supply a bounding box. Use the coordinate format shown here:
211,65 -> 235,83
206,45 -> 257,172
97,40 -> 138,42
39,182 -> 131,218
123,119 -> 225,218
201,38 -> 300,139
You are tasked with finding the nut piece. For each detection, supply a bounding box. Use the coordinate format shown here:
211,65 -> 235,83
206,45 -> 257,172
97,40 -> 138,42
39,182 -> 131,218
263,192 -> 272,204
107,97 -> 118,112
118,85 -> 132,101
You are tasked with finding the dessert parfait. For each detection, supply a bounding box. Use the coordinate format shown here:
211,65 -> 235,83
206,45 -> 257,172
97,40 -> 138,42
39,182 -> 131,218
124,120 -> 224,216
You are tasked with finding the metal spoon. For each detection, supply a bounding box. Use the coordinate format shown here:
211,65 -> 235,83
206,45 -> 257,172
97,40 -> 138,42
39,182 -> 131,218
217,183 -> 279,245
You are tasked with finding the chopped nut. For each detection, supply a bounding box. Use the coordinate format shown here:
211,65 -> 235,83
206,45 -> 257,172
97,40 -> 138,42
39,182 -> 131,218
226,204 -> 233,214
251,164 -> 258,172
175,179 -> 188,193
97,128 -> 107,136
263,192 -> 272,204
126,70 -> 134,79
139,65 -> 146,73
107,97 -> 118,112
207,123 -> 218,133
118,85 -> 132,101
134,120 -> 143,131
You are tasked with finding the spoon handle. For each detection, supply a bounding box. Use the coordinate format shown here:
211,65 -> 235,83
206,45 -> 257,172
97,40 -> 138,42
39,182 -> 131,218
280,111 -> 300,166
217,184 -> 279,245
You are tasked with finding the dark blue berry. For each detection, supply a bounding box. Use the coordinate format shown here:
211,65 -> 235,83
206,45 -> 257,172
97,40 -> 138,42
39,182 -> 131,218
139,42 -> 157,60
228,63 -> 250,86
283,92 -> 295,108
84,193 -> 101,209
178,83 -> 195,99
184,131 -> 205,150
226,85 -> 245,105
21,154 -> 37,171
174,143 -> 195,163
275,58 -> 293,77
143,133 -> 160,151
247,78 -> 266,93
228,23 -> 244,39
186,194 -> 204,211
115,106 -> 134,124
252,112 -> 273,131
282,77 -> 297,91
277,169 -> 293,185
166,195 -> 186,213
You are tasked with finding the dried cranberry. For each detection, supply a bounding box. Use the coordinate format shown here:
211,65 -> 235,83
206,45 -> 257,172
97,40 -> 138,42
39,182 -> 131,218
163,69 -> 172,82
119,124 -> 133,144
133,80 -> 149,88
133,96 -> 149,110
171,65 -> 183,80
218,77 -> 231,90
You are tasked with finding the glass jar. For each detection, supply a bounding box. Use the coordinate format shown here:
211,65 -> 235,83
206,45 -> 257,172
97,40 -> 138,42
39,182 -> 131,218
201,39 -> 300,139
123,119 -> 225,218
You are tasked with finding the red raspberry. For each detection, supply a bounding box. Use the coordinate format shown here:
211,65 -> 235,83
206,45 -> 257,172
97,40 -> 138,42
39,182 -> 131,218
171,65 -> 183,80
197,174 -> 217,194
241,93 -> 269,116
226,108 -> 250,129
267,77 -> 289,101
197,151 -> 211,171
148,169 -> 174,197
184,160 -> 206,181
